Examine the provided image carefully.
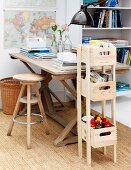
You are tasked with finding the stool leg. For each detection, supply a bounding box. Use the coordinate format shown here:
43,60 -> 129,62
34,84 -> 49,135
7,84 -> 26,136
27,85 -> 31,149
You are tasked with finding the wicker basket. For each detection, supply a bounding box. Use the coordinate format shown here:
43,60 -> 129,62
0,77 -> 24,115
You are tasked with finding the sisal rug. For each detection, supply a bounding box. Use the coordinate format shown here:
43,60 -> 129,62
0,108 -> 131,170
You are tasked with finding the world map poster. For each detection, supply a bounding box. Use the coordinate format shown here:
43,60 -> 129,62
4,11 -> 56,48
5,0 -> 56,8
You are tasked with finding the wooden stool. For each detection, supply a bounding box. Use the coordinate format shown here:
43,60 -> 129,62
7,73 -> 49,149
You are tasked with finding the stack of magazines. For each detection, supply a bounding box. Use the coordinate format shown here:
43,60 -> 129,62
20,47 -> 50,54
54,52 -> 86,71
20,47 -> 56,59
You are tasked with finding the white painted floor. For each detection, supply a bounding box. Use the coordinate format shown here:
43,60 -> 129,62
91,96 -> 131,128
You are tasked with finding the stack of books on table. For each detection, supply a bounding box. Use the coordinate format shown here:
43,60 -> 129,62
54,52 -> 85,71
54,60 -> 86,71
20,47 -> 56,59
20,47 -> 50,54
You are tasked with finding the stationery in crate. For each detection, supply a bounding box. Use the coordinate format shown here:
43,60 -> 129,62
90,71 -> 113,83
82,115 -> 113,129
81,116 -> 117,148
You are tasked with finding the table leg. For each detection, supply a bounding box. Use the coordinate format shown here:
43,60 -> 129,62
41,71 -> 77,141
49,88 -> 65,108
54,116 -> 77,146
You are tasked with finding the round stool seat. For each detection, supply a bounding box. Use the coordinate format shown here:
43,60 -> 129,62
13,73 -> 44,83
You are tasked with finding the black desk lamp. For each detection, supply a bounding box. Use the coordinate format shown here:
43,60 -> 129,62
69,0 -> 107,26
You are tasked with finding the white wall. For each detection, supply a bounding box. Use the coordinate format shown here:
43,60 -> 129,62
0,0 -> 67,108
66,0 -> 82,47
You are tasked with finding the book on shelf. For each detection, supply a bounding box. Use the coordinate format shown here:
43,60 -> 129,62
91,38 -> 129,47
98,11 -> 102,28
105,10 -> 109,28
109,10 -> 113,28
83,0 -> 98,5
117,48 -> 131,65
99,10 -> 106,28
105,0 -> 118,7
93,10 -> 101,27
93,9 -> 122,28
83,0 -> 119,7
117,10 -> 122,27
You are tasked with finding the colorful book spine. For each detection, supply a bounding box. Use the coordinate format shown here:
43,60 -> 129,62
114,10 -> 117,28
105,0 -> 118,7
108,10 -> 112,28
105,10 -> 109,28
98,12 -> 102,28
117,49 -> 131,66
100,10 -> 106,28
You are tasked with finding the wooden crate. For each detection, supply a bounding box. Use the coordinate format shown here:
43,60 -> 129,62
90,81 -> 116,101
81,45 -> 116,66
77,44 -> 117,165
82,121 -> 117,148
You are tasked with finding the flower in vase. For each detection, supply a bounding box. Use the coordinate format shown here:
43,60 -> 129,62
50,22 -> 58,32
57,24 -> 69,38
62,24 -> 69,31
50,22 -> 58,53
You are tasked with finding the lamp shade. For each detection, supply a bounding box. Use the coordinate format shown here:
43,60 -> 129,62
70,5 -> 94,26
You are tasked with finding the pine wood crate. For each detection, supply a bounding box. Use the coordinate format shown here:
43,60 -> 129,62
90,81 -> 116,101
81,45 -> 116,66
81,79 -> 116,101
81,121 -> 117,148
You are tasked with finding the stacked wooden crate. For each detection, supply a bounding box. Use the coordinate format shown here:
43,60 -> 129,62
77,43 -> 117,167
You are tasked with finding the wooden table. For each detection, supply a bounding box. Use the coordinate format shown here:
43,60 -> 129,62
10,53 -> 130,147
